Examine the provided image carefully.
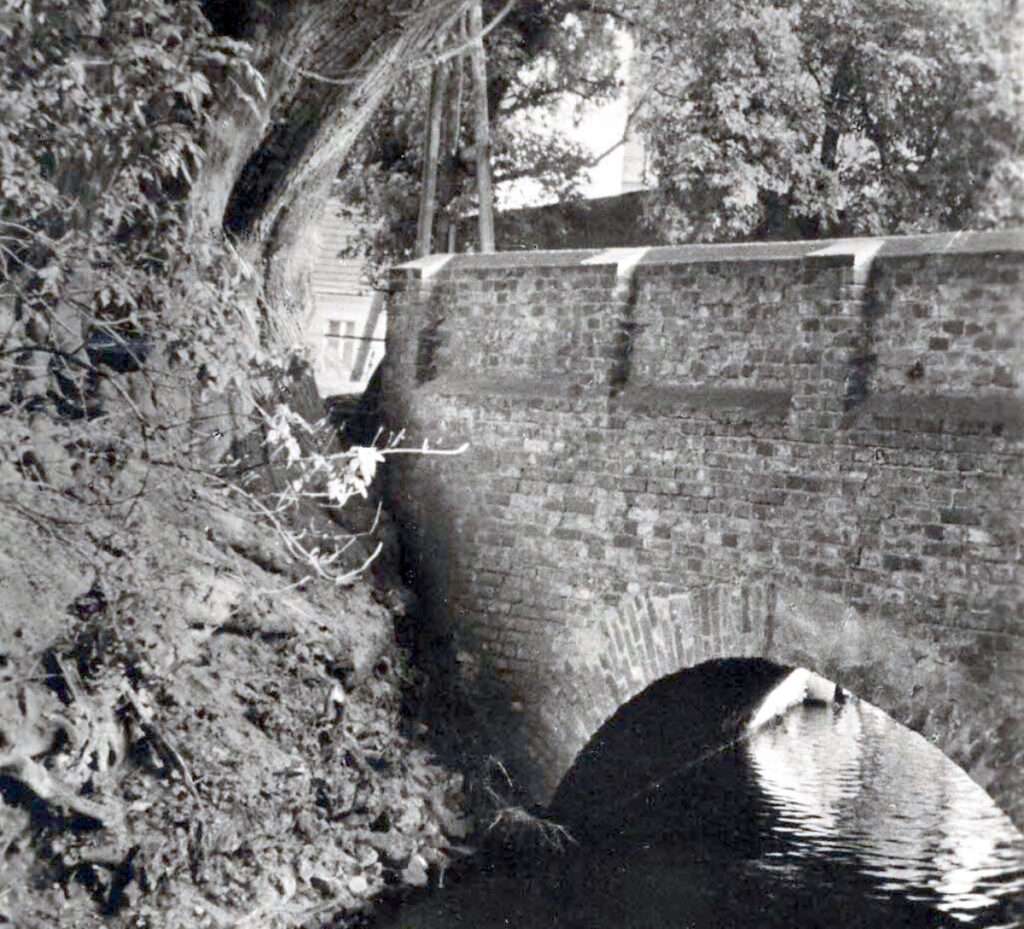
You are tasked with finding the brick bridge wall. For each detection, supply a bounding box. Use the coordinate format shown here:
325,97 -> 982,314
379,231 -> 1024,827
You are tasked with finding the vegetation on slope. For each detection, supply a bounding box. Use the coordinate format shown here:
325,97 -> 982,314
0,465 -> 470,928
0,2 -> 477,925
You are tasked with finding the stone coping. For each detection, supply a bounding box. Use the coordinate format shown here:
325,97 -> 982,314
394,229 -> 1024,279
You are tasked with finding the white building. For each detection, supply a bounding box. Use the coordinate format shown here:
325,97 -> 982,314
306,199 -> 384,397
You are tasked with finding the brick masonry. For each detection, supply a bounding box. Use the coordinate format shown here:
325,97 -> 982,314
380,230 -> 1024,828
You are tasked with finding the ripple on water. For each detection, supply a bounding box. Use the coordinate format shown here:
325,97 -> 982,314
746,697 -> 1024,922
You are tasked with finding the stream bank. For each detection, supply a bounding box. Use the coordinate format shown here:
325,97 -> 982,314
0,454 -> 471,929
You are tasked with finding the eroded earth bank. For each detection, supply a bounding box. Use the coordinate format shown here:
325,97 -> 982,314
0,450 -> 473,929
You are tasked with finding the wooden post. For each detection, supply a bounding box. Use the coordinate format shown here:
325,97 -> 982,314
415,62 -> 449,257
467,0 -> 495,253
437,48 -> 465,254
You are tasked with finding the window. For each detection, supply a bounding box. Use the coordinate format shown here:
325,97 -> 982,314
339,320 -> 355,368
325,319 -> 356,371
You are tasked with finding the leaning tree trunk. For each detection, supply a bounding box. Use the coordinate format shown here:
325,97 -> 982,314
416,62 -> 451,258
190,0 -> 469,353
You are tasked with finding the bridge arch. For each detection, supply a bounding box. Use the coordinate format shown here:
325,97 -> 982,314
383,235 -> 1024,831
516,582 -> 1018,827
542,655 -> 1024,929
548,656 -> 792,838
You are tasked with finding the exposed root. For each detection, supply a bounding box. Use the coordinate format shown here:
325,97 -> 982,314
477,757 -> 576,856
0,754 -> 124,835
486,806 -> 577,854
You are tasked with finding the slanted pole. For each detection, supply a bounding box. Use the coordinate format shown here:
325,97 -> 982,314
416,62 -> 449,257
467,0 -> 495,253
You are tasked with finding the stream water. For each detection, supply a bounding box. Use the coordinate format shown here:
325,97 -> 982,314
375,684 -> 1024,929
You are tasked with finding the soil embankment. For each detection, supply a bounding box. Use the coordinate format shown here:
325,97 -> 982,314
0,461 -> 469,929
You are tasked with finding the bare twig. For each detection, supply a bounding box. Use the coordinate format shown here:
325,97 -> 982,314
425,0 -> 516,66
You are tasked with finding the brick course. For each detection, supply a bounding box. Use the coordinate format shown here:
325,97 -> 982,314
381,231 -> 1024,827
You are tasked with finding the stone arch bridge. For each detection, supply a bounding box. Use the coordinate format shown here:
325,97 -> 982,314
379,231 -> 1024,828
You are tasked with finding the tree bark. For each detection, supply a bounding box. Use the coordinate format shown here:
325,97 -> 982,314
437,49 -> 467,253
189,0 -> 470,345
820,51 -> 853,172
416,64 -> 451,257
468,0 -> 495,253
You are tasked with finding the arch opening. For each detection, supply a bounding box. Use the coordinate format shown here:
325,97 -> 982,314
539,582 -> 1024,830
549,657 -> 792,838
548,657 -> 1024,926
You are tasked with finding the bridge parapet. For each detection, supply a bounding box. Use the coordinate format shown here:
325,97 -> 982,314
381,230 -> 1024,826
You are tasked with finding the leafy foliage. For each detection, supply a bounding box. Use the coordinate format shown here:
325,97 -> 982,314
628,0 -> 1024,240
0,0 -> 265,456
336,1 -> 622,269
0,4 -> 476,925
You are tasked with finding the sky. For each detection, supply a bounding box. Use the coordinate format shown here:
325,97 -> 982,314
497,30 -> 634,208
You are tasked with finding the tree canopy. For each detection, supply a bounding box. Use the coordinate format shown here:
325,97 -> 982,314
336,0 -> 1024,261
336,0 -> 622,267
627,0 -> 1024,241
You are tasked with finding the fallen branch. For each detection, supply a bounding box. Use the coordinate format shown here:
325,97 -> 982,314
0,753 -> 126,838
486,805 -> 577,853
119,687 -> 200,802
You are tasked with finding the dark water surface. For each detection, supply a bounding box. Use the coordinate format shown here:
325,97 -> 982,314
375,695 -> 1024,928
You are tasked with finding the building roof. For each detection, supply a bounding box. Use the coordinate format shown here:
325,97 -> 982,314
311,203 -> 374,302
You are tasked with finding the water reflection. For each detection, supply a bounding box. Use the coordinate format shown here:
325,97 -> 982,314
374,664 -> 1024,929
747,694 -> 1024,922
